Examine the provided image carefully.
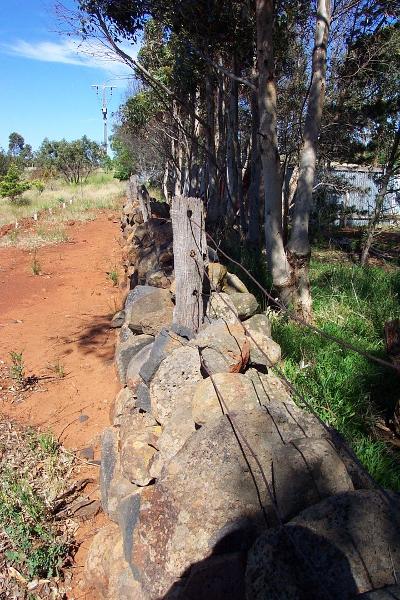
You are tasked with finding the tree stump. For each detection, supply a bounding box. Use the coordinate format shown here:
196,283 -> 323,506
171,196 -> 207,332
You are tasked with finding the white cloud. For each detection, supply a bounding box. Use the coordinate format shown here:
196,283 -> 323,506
2,37 -> 138,78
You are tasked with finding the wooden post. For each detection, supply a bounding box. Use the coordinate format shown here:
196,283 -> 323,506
171,196 -> 207,332
127,175 -> 138,205
138,184 -> 151,222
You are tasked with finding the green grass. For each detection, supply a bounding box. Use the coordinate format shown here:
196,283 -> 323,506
271,255 -> 400,490
0,421 -> 74,583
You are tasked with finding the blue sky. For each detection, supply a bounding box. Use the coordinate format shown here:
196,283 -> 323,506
0,0 -> 139,152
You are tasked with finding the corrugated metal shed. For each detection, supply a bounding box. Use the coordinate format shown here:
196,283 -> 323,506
320,166 -> 400,227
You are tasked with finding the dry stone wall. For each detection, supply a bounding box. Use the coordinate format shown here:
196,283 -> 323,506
86,193 -> 400,600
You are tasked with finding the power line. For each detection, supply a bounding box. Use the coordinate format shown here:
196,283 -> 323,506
91,83 -> 114,153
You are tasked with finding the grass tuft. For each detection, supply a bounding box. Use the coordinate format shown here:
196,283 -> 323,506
0,419 -> 75,591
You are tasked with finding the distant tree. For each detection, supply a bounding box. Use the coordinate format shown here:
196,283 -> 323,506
0,164 -> 30,202
8,132 -> 25,157
0,149 -> 11,177
8,132 -> 33,164
36,136 -> 105,184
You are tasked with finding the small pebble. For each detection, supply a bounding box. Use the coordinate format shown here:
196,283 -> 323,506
79,446 -> 94,461
79,414 -> 89,423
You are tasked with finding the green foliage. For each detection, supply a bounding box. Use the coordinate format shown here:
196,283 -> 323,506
31,179 -> 45,194
0,148 -> 11,177
31,252 -> 41,275
272,257 -> 400,490
107,267 -> 119,286
0,425 -> 72,580
111,136 -> 134,180
9,351 -> 25,385
36,136 -> 106,184
0,164 -> 30,202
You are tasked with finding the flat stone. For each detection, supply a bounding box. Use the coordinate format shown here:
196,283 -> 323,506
107,467 -> 140,523
109,387 -> 136,425
79,446 -> 94,461
246,490 -> 400,599
243,314 -> 281,367
111,310 -> 126,328
126,343 -> 153,390
228,292 -> 259,320
150,345 -> 203,424
115,333 -> 154,385
135,382 -> 151,413
150,399 -> 196,478
100,427 -> 119,512
192,372 -> 260,425
190,320 -> 250,374
139,328 -> 188,385
120,412 -> 161,486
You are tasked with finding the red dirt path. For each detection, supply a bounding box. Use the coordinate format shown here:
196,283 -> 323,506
0,211 -> 123,598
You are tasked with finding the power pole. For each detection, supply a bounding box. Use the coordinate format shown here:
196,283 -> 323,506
91,83 -> 113,153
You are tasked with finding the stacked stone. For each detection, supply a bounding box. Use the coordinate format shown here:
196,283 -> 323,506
87,231 -> 400,598
120,194 -> 173,290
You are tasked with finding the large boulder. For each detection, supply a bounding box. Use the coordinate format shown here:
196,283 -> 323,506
245,368 -> 295,406
228,292 -> 259,320
128,287 -> 174,335
149,345 -> 203,424
246,489 -> 400,600
190,321 -> 250,374
128,406 -> 353,598
191,372 -> 259,425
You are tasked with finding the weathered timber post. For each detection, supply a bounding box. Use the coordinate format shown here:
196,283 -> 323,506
138,184 -> 151,222
171,196 -> 207,332
127,175 -> 138,205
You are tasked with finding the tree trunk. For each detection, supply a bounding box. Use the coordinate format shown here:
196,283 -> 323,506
256,0 -> 291,295
361,124 -> 400,266
205,73 -> 219,224
247,83 -> 261,246
171,196 -> 207,332
286,0 -> 331,321
283,164 -> 299,245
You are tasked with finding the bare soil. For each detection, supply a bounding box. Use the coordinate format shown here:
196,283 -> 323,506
0,210 -> 124,598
